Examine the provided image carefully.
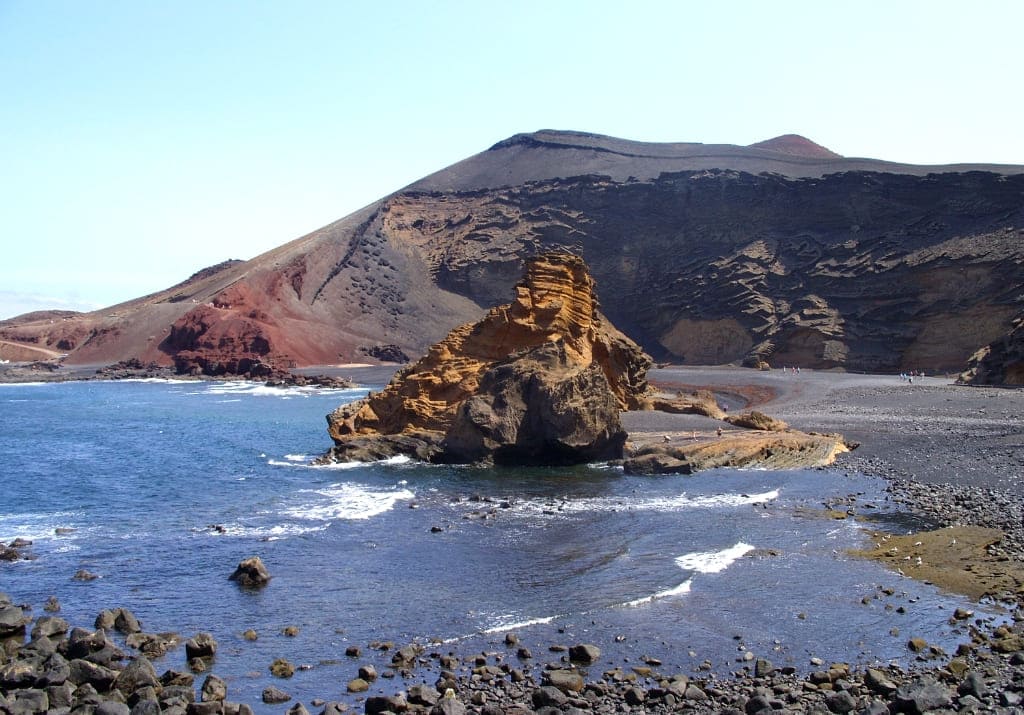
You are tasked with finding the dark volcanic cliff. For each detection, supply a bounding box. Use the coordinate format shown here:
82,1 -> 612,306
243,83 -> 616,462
2,131 -> 1022,375
379,169 -> 1024,372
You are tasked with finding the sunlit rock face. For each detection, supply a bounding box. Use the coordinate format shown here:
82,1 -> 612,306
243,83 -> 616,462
323,252 -> 651,465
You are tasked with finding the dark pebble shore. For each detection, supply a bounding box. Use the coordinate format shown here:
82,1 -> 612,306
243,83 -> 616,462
5,368 -> 1024,714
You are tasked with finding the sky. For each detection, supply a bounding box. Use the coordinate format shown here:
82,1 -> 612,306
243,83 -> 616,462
2,0 -> 1023,319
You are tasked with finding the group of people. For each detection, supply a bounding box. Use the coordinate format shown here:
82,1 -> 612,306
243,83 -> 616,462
899,370 -> 925,383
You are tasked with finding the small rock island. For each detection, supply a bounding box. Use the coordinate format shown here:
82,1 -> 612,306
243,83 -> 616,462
322,252 -> 650,465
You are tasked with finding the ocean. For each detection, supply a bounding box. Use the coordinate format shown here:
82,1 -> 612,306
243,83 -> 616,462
0,379 -> 993,711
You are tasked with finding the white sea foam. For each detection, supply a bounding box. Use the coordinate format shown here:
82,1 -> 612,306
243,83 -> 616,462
623,578 -> 693,607
481,615 -> 558,634
675,542 -> 755,574
505,489 -> 778,517
203,381 -> 365,399
306,455 -> 414,470
0,382 -> 50,388
216,522 -> 331,540
284,454 -> 308,462
0,511 -> 81,543
281,483 -> 415,521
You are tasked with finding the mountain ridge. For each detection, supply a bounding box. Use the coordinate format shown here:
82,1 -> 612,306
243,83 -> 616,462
2,130 -> 1023,379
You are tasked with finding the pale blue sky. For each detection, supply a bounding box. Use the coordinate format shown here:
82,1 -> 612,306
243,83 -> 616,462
2,1 -> 1022,319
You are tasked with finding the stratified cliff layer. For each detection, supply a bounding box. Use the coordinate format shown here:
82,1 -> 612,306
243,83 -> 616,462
322,253 -> 651,465
2,131 -> 1023,376
960,315 -> 1024,386
381,170 -> 1024,373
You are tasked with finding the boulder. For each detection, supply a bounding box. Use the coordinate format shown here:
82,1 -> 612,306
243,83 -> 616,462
366,695 -> 409,714
0,658 -> 43,689
892,676 -> 952,714
95,610 -> 117,630
531,686 -> 568,707
68,659 -> 118,691
724,411 -> 788,431
261,687 -> 291,704
346,678 -> 369,693
132,699 -> 162,715
568,644 -> 601,665
186,702 -> 223,715
407,684 -> 441,706
115,657 -> 160,695
38,652 -> 71,687
126,632 -> 181,658
228,557 -> 271,588
9,689 -> 49,714
543,669 -> 584,693
184,633 -> 217,660
269,658 -> 295,678
97,702 -> 131,715
30,616 -> 69,640
114,609 -> 143,635
201,675 -> 227,702
0,604 -> 29,637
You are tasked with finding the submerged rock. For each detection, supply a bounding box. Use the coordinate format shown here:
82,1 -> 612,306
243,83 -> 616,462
228,557 -> 271,589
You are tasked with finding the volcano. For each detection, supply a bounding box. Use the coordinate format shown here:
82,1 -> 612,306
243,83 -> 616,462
3,130 -> 1023,377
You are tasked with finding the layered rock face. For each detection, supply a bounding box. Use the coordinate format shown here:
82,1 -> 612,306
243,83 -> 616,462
381,170 -> 1024,373
323,253 -> 651,465
960,315 -> 1024,385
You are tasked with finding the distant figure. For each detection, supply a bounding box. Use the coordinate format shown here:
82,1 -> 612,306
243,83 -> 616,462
716,427 -> 723,437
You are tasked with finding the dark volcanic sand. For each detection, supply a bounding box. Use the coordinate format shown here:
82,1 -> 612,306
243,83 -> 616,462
643,366 -> 1024,494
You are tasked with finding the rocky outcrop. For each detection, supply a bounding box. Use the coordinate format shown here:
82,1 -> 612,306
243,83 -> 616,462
623,430 -> 850,475
959,315 -> 1024,386
228,557 -> 271,589
322,253 -> 651,465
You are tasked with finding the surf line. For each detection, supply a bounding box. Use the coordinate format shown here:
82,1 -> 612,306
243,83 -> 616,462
620,541 -> 756,608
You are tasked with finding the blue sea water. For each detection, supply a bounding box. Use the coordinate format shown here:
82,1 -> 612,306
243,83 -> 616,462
0,380 -> 997,711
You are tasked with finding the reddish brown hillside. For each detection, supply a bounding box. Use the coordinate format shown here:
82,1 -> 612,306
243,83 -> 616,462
748,134 -> 842,159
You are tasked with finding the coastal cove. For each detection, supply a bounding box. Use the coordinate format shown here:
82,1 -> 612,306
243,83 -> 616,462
0,378 -> 1008,712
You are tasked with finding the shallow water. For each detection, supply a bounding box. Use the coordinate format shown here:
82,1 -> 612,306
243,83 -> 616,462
0,380 -> 996,710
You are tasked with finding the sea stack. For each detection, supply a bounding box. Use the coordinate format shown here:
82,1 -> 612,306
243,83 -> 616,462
321,252 -> 652,466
